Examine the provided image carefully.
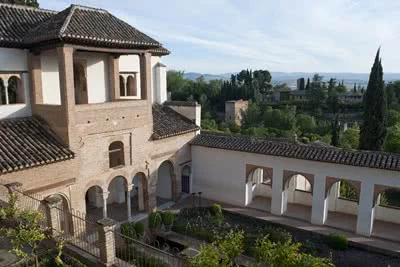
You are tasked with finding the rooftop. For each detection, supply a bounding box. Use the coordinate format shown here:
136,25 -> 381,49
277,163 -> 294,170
0,117 -> 74,175
0,3 -> 169,53
191,133 -> 400,172
152,105 -> 200,140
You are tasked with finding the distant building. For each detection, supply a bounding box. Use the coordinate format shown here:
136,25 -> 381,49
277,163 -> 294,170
338,91 -> 364,104
225,99 -> 248,126
290,90 -> 308,101
270,89 -> 364,104
297,78 -> 305,90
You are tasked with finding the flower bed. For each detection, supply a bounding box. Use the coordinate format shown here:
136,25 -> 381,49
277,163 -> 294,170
173,206 -> 400,266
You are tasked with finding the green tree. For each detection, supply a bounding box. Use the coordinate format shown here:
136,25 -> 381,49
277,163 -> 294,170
384,123 -> 400,153
340,124 -> 360,149
217,230 -> 244,266
241,100 -> 262,127
296,114 -> 316,134
0,0 -> 38,7
331,114 -> 340,147
359,48 -> 387,151
190,243 -> 220,267
305,78 -> 310,90
387,109 -> 400,127
307,74 -> 327,117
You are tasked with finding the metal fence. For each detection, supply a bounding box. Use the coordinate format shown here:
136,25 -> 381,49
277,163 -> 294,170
114,230 -> 188,267
53,205 -> 102,257
3,186 -> 186,267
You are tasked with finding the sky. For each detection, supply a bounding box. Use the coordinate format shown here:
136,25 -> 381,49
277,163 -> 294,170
40,0 -> 400,74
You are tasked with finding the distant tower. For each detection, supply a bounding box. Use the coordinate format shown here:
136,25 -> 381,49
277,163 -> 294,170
297,78 -> 305,90
225,99 -> 248,126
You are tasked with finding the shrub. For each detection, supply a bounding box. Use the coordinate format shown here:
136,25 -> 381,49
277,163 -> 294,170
299,239 -> 316,255
121,222 -> 136,244
262,226 -> 292,244
210,204 -> 222,215
134,222 -> 145,237
327,233 -> 348,250
218,230 -> 245,266
161,211 -> 176,226
148,212 -> 162,229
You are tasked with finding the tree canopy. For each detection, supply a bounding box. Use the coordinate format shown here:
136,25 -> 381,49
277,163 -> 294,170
0,0 -> 39,7
359,49 -> 387,151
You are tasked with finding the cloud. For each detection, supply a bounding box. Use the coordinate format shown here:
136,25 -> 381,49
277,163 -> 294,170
40,0 -> 400,73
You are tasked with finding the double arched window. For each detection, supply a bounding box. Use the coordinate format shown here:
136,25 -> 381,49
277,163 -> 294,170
109,141 -> 125,168
0,75 -> 24,105
119,73 -> 138,97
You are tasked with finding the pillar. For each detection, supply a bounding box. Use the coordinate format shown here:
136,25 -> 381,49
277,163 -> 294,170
356,181 -> 375,236
97,218 -> 116,266
109,55 -> 120,101
57,46 -> 76,149
311,175 -> 328,225
3,79 -> 9,104
102,191 -> 109,218
44,197 -> 63,236
139,52 -> 151,101
245,182 -> 253,206
271,168 -> 286,215
28,52 -> 43,105
126,184 -> 133,221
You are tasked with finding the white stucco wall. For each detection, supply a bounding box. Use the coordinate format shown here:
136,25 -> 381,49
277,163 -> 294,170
75,52 -> 111,104
41,50 -> 61,105
0,48 -> 32,119
0,48 -> 28,71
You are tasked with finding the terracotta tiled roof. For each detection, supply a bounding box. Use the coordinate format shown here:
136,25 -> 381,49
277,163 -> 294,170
0,4 -> 55,47
149,47 -> 171,56
191,133 -> 400,172
152,105 -> 199,140
0,4 -> 167,51
0,117 -> 74,175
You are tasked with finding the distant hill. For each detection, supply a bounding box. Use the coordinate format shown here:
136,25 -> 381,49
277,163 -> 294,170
183,72 -> 400,89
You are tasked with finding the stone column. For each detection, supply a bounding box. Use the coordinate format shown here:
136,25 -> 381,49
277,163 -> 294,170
311,174 -> 328,225
44,196 -> 63,236
271,168 -> 286,215
109,55 -> 120,101
28,52 -> 43,105
139,52 -> 151,101
3,80 -> 9,104
57,46 -> 76,149
126,184 -> 133,221
102,191 -> 110,219
356,181 -> 375,236
97,218 -> 116,266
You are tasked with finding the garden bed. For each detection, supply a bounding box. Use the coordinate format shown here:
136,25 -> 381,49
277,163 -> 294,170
173,206 -> 400,267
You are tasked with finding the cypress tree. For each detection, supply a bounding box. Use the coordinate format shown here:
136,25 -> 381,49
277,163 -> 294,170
305,78 -> 310,90
359,48 -> 387,151
331,113 -> 340,147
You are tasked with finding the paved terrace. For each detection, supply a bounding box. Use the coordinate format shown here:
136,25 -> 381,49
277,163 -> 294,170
170,196 -> 400,257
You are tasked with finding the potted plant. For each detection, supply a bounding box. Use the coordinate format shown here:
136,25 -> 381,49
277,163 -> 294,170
161,211 -> 176,232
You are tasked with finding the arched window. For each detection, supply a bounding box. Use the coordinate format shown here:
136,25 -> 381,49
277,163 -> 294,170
127,75 -> 137,96
119,76 -> 126,97
8,76 -> 24,104
109,141 -> 125,168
